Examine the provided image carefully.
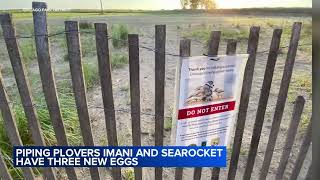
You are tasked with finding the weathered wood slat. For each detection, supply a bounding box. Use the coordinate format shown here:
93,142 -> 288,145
259,22 -> 302,180
195,30 -> 221,180
208,39 -> 237,180
289,120 -> 312,180
208,31 -> 221,56
94,22 -> 121,180
242,29 -> 282,179
226,39 -> 237,55
65,21 -> 101,180
174,39 -> 191,180
154,25 -> 166,180
0,13 -> 56,180
227,26 -> 260,180
210,38 -> 237,180
205,31 -> 221,180
0,73 -> 35,180
128,34 -> 142,180
32,2 -> 78,179
0,148 -> 13,180
210,39 -> 237,180
275,96 -> 305,180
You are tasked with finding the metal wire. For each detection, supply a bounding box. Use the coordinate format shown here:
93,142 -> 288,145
0,29 -> 312,57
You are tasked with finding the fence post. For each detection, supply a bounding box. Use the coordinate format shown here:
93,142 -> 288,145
227,26 -> 260,180
154,25 -> 166,180
259,22 -> 302,180
0,151 -> 13,180
226,39 -> 237,54
174,39 -> 191,180
194,30 -> 221,180
289,120 -> 312,180
65,21 -> 101,180
210,39 -> 238,180
208,31 -> 221,56
0,13 -> 57,179
0,73 -> 36,179
242,28 -> 282,179
275,96 -> 305,180
128,34 -> 142,180
32,2 -> 78,179
94,23 -> 121,180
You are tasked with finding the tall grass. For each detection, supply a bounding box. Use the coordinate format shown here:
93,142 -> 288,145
82,53 -> 128,89
111,53 -> 128,68
183,25 -> 248,47
0,94 -> 81,178
19,39 -> 36,66
111,24 -> 129,48
83,62 -> 100,89
79,21 -> 93,29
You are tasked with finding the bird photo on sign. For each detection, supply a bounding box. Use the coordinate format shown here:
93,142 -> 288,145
184,78 -> 233,106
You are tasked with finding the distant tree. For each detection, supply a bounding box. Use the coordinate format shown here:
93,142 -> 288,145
181,0 -> 216,9
190,0 -> 200,9
201,0 -> 216,9
180,0 -> 189,9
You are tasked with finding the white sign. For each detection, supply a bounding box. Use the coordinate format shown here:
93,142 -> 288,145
172,55 -> 248,147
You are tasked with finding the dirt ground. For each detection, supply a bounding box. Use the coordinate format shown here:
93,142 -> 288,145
0,14 -> 312,179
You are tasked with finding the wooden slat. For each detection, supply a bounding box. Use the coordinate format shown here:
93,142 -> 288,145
0,150 -> 13,180
94,22 -> 121,180
65,21 -> 101,180
0,72 -> 35,180
128,34 -> 142,180
210,38 -> 238,180
154,25 -> 166,180
194,30 -> 220,180
211,38 -> 237,180
208,31 -> 221,56
32,2 -> 78,180
289,120 -> 312,180
313,13 -> 320,180
0,13 -> 57,180
275,96 -> 305,180
174,39 -> 191,180
242,29 -> 282,179
226,39 -> 237,54
227,26 -> 260,180
259,22 -> 302,180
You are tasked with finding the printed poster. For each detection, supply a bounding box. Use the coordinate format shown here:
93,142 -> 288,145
174,55 -> 248,146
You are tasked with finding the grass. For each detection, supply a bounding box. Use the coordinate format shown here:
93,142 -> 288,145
81,35 -> 96,58
15,24 -> 36,66
3,8 -> 311,20
182,25 -> 248,47
120,84 -> 129,92
122,168 -> 135,180
82,53 -> 128,89
19,39 -> 36,66
288,73 -> 311,103
0,94 -> 81,179
286,73 -> 312,130
111,25 -> 129,48
83,62 -> 100,89
79,21 -> 93,29
111,53 -> 129,69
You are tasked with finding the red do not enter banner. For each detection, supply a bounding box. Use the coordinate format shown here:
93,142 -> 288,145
178,101 -> 236,120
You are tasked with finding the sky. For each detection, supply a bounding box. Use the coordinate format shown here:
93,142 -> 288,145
0,0 -> 312,10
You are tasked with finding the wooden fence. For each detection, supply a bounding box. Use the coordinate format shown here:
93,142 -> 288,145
0,1 -> 312,180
